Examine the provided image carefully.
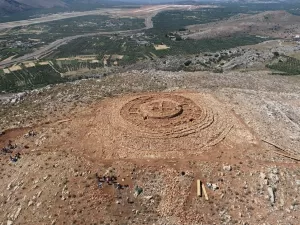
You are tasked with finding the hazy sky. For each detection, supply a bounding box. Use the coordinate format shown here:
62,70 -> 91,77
118,0 -> 190,2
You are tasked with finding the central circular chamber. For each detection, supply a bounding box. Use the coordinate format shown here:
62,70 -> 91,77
139,99 -> 183,119
119,94 -> 211,138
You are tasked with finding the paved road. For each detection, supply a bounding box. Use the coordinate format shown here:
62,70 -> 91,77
0,7 -> 157,68
0,4 -> 207,68
0,21 -> 151,68
0,9 -> 121,30
0,5 -> 199,30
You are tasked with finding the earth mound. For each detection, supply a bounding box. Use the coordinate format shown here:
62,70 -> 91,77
47,91 -> 255,160
118,93 -> 229,140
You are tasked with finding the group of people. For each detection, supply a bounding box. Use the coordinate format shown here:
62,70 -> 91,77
1,140 -> 21,162
10,152 -> 21,162
95,173 -> 129,190
24,130 -> 36,138
1,140 -> 17,154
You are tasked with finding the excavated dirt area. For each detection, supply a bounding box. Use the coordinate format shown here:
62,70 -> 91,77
55,91 -> 245,160
0,70 -> 300,225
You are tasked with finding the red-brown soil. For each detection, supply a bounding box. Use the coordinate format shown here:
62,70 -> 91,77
38,91 -> 255,161
0,87 -> 299,225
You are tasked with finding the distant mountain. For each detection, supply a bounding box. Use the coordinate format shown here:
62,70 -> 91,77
0,0 -> 297,17
0,0 -> 30,14
0,0 -> 65,15
16,0 -> 65,8
0,0 -> 141,16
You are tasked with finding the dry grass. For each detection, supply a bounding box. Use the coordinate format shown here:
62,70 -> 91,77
3,68 -> 10,74
154,44 -> 170,50
24,62 -> 35,68
39,61 -> 50,65
9,65 -> 22,71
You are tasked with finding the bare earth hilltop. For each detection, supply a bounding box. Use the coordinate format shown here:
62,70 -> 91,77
1,69 -> 300,224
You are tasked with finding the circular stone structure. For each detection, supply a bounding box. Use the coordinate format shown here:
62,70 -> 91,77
67,92 -> 237,159
118,93 -> 228,141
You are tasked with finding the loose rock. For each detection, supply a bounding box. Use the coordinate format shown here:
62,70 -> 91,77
267,187 -> 275,204
223,165 -> 232,171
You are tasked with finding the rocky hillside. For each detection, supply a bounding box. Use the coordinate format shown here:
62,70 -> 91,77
183,11 -> 300,40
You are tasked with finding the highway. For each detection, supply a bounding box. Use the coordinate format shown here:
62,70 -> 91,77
0,4 -> 211,68
0,19 -> 152,68
0,5 -> 201,30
